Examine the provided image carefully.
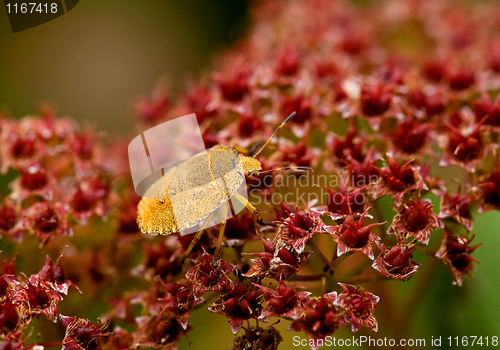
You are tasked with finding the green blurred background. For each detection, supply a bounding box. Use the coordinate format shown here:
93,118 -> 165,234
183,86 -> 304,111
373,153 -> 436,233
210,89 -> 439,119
1,1 -> 499,349
0,0 -> 249,133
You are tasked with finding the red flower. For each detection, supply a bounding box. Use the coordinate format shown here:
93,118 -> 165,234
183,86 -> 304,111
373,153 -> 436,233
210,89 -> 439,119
136,312 -> 187,349
132,238 -> 180,281
340,32 -> 366,55
133,85 -> 170,124
374,156 -> 427,203
276,210 -> 324,253
19,201 -> 72,246
325,122 -> 366,167
0,200 -> 22,242
278,137 -> 319,168
243,235 -> 313,280
275,46 -> 301,77
488,42 -> 500,73
478,166 -> 500,212
183,84 -> 218,124
440,121 -> 493,171
389,199 -> 443,245
60,315 -> 112,350
186,253 -> 234,298
69,131 -> 95,163
0,299 -> 22,341
446,66 -> 475,91
257,281 -> 311,320
289,292 -> 339,349
70,174 -> 111,225
390,116 -> 429,155
424,90 -> 448,117
318,178 -> 367,219
326,209 -> 382,260
209,283 -> 262,334
231,324 -> 282,350
116,189 -> 141,234
437,187 -> 474,231
281,93 -> 314,127
360,81 -> 392,117
216,67 -> 251,102
422,57 -> 446,82
435,230 -> 482,286
221,210 -> 256,247
36,255 -> 80,296
372,242 -> 419,280
344,148 -> 380,188
332,81 -> 348,103
236,109 -> 262,139
220,104 -> 266,146
0,340 -> 30,350
0,126 -> 46,174
159,279 -> 201,330
334,283 -> 379,332
13,276 -> 63,322
473,92 -> 500,127
10,164 -> 54,202
315,60 -> 338,80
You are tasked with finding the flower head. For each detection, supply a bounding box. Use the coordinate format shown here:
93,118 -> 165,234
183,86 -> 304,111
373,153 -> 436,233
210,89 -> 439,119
334,283 -> 379,332
209,283 -> 263,334
276,210 -> 324,253
231,324 -> 282,350
289,292 -> 339,349
389,199 -> 443,245
327,209 -> 382,260
257,281 -> 311,320
436,230 -> 482,286
372,242 -> 419,280
186,253 -> 234,298
159,279 -> 201,330
60,315 -> 112,350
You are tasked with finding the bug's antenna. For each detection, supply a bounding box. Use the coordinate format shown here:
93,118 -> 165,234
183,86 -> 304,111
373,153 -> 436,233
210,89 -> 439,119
252,111 -> 296,157
249,140 -> 263,155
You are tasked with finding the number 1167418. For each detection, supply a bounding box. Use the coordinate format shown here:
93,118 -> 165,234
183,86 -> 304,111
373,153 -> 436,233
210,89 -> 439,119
448,336 -> 498,347
6,3 -> 58,14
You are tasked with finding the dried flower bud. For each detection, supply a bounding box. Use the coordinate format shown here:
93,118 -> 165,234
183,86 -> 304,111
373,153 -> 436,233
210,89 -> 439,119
289,292 -> 339,348
372,242 -> 419,280
232,325 -> 282,350
334,283 -> 379,332
436,229 -> 482,286
60,315 -> 112,350
210,283 -> 263,334
389,199 -> 443,245
327,209 -> 382,259
360,81 -> 392,117
257,281 -> 311,320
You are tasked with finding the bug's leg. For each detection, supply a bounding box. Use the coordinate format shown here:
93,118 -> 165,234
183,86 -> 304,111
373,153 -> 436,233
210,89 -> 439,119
232,145 -> 251,156
213,220 -> 227,268
179,207 -> 221,267
180,228 -> 205,266
233,192 -> 277,227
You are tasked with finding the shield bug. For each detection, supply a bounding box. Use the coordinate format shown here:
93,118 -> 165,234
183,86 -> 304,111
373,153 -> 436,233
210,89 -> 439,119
137,112 -> 311,264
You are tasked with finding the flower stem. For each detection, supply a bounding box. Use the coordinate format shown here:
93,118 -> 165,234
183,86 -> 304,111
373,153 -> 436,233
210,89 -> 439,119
307,239 -> 331,272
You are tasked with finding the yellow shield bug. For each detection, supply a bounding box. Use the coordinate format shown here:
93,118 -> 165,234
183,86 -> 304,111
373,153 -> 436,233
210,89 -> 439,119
136,111 -> 311,265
